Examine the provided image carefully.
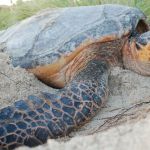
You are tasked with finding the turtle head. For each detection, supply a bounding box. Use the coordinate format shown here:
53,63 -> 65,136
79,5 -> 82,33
123,30 -> 150,76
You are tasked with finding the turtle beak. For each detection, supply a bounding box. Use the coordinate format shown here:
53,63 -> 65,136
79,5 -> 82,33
123,31 -> 150,76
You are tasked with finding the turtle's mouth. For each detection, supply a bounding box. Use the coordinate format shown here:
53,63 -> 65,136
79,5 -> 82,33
123,37 -> 150,76
135,41 -> 150,62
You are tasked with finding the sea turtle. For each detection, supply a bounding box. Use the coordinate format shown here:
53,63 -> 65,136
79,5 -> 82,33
0,4 -> 150,150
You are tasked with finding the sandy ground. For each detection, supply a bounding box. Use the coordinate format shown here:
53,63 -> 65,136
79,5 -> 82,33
18,114 -> 150,150
0,52 -> 150,150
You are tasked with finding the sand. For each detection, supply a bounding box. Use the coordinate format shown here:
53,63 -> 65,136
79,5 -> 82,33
18,114 -> 150,150
0,52 -> 150,150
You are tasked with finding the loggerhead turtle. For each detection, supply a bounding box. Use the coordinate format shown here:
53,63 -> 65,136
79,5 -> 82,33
0,4 -> 150,150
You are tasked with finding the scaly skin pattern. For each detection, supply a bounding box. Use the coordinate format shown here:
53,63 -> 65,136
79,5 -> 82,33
0,60 -> 108,150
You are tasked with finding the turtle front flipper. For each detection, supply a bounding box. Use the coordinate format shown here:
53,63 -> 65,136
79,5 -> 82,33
0,60 -> 109,150
123,31 -> 150,76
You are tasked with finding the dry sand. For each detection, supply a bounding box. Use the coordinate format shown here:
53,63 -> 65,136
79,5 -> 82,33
0,52 -> 150,150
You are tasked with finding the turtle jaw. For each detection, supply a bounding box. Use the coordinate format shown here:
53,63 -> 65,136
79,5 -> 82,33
123,39 -> 150,76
